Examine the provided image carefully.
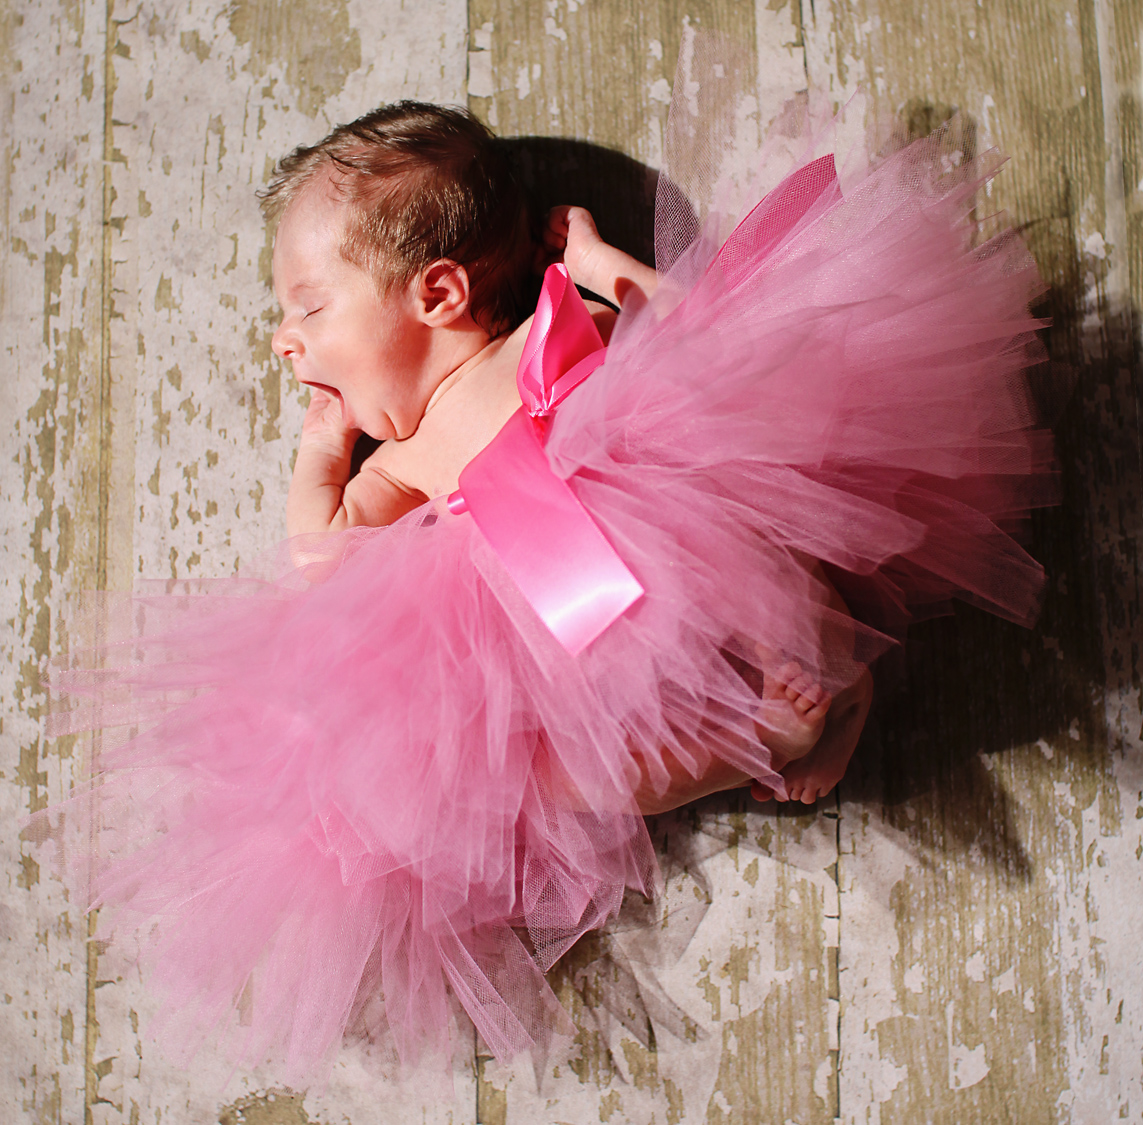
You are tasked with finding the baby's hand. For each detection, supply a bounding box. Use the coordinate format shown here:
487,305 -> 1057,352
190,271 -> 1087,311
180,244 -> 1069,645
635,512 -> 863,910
300,387 -> 359,453
287,388 -> 360,538
542,205 -> 658,310
542,206 -> 607,288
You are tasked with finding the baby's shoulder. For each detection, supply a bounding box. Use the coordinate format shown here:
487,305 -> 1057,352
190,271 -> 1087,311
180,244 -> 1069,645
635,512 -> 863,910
507,297 -> 617,350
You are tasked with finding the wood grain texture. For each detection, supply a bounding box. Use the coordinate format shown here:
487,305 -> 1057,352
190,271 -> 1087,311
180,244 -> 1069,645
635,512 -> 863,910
5,2 -> 476,1122
97,6 -> 477,1118
477,799 -> 839,1124
3,1 -> 1140,1123
466,5 -> 840,1123
2,4 -> 107,1123
804,1 -> 1143,1121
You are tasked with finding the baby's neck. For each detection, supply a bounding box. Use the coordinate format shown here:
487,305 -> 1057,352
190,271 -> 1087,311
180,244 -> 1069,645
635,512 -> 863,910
423,330 -> 508,416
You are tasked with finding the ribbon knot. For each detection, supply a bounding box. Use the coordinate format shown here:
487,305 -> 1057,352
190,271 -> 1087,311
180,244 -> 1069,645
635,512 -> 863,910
516,264 -> 610,417
447,265 -> 644,655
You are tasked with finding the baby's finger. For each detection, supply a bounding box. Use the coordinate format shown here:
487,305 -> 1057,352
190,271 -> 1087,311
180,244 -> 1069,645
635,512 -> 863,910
544,205 -> 572,236
565,205 -> 600,237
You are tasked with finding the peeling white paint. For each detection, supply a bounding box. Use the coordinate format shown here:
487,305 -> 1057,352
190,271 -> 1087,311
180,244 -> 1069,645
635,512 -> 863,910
1,3 -> 105,1121
9,2 -> 1143,1122
947,1001 -> 989,1091
469,51 -> 495,98
993,967 -> 1016,995
1083,231 -> 1108,259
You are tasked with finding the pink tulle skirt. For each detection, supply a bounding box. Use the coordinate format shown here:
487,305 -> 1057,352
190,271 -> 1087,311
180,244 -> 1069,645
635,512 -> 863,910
38,102 -> 1055,1086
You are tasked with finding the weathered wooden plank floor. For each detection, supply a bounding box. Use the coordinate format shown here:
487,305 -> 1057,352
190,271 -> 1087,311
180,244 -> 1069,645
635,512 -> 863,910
3,2 -> 1139,1122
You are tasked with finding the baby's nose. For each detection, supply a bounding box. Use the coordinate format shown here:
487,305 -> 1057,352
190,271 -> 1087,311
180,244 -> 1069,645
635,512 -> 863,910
271,322 -> 299,360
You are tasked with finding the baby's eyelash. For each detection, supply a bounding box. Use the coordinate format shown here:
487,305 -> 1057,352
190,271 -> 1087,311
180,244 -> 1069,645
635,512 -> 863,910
303,308 -> 321,320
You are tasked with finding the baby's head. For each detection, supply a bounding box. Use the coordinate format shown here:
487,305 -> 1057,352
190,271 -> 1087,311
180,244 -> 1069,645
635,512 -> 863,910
261,102 -> 532,337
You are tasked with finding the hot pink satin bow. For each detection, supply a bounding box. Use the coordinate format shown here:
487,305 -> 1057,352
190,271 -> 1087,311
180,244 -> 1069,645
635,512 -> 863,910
448,264 -> 645,655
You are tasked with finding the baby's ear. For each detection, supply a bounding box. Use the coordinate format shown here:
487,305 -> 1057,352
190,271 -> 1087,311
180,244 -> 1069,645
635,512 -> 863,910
413,260 -> 471,326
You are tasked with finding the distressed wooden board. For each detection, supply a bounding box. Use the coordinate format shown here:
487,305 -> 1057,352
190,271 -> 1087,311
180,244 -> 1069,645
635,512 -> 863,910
96,6 -> 476,1121
466,0 -> 755,178
477,799 -> 840,1125
466,0 -> 807,262
1,3 -> 108,1123
117,0 -> 469,587
802,1 -> 1143,1121
465,4 -> 841,1123
6,1 -> 1142,1123
4,1 -> 477,1123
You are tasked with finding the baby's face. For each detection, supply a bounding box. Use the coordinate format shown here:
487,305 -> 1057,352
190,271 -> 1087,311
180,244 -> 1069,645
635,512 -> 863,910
271,177 -> 428,440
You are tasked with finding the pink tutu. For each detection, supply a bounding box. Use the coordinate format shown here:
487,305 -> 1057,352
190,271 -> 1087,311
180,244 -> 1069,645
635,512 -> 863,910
37,100 -> 1055,1085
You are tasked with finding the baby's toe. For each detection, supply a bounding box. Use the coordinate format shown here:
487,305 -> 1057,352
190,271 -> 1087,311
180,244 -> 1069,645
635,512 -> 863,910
802,682 -> 827,706
773,660 -> 801,688
785,672 -> 814,701
806,692 -> 833,719
791,685 -> 821,715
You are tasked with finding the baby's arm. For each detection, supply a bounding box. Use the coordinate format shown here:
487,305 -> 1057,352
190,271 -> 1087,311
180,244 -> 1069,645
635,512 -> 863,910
287,389 -> 425,536
544,207 -> 659,309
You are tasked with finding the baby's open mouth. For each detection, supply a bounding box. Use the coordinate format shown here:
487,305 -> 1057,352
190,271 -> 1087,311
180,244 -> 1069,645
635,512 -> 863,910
302,382 -> 354,427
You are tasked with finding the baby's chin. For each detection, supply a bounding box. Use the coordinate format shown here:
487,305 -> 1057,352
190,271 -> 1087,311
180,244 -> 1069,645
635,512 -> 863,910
365,410 -> 416,443
360,420 -> 396,442
345,403 -> 390,441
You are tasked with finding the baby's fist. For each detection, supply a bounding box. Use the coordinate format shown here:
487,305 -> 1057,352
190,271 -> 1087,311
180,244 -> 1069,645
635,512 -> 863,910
541,206 -> 604,287
300,387 -> 358,452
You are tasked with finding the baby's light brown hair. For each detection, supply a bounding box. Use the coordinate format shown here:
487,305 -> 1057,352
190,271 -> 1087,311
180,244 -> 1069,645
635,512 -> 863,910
261,102 -> 533,336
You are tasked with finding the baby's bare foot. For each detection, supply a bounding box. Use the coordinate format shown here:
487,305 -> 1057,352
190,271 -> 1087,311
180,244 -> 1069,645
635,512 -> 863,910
770,668 -> 873,804
753,660 -> 832,765
751,733 -> 851,805
781,737 -> 852,805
